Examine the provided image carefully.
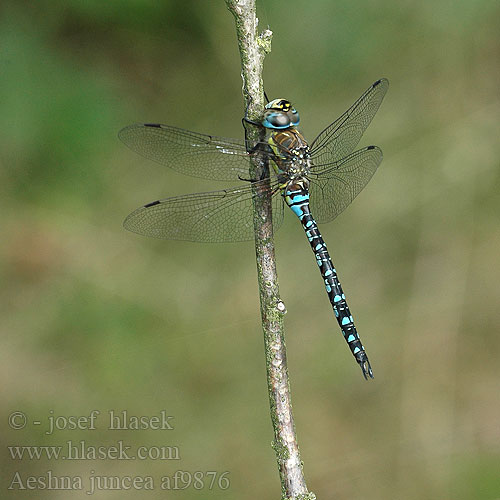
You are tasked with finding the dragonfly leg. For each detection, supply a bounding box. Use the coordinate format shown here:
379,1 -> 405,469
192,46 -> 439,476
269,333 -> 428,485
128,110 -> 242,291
242,116 -> 263,152
238,175 -> 253,182
242,115 -> 262,128
242,96 -> 267,153
242,96 -> 263,127
242,116 -> 263,155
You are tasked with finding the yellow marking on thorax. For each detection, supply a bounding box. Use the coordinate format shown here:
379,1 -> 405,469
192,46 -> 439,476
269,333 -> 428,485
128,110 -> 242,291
267,136 -> 282,176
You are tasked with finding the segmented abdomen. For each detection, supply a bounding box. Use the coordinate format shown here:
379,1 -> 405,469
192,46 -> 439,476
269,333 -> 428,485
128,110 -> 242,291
284,181 -> 373,379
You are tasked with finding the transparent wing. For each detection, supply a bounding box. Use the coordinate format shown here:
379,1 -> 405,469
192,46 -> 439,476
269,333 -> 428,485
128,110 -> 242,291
119,123 -> 256,181
124,178 -> 283,242
309,78 -> 388,163
308,146 -> 383,224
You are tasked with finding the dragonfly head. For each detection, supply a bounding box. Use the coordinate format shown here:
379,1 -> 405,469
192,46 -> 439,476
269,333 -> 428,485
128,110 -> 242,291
262,98 -> 300,130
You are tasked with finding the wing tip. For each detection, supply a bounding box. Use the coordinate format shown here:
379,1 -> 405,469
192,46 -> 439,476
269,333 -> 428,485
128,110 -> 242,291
118,124 -> 137,142
123,204 -> 148,233
123,214 -> 138,233
144,200 -> 161,208
366,144 -> 382,155
118,122 -> 161,142
374,77 -> 389,88
368,145 -> 383,162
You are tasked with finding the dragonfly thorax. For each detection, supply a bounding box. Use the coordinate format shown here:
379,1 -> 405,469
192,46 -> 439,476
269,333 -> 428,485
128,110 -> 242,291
286,146 -> 312,178
269,128 -> 312,184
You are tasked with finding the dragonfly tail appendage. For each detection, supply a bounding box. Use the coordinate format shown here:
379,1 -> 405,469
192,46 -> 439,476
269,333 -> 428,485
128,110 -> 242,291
356,351 -> 374,380
284,182 -> 374,379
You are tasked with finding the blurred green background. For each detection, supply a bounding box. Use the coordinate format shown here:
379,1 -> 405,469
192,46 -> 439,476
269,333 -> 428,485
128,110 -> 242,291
1,0 -> 499,499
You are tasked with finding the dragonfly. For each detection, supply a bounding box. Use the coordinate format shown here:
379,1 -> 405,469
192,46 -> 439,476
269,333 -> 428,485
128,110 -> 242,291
120,78 -> 389,379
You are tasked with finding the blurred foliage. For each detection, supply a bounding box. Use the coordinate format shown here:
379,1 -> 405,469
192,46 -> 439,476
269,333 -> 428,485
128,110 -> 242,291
1,0 -> 499,499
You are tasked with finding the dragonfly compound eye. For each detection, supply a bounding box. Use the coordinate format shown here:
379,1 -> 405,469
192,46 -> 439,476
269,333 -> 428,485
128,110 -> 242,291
262,111 -> 291,129
289,108 -> 300,126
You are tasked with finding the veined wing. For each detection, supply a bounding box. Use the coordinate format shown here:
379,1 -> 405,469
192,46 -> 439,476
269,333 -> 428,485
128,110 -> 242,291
119,123 -> 254,181
124,178 -> 283,242
308,146 -> 383,223
309,78 -> 388,163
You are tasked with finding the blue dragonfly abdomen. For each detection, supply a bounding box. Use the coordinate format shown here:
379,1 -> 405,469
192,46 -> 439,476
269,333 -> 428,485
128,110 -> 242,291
283,180 -> 373,379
